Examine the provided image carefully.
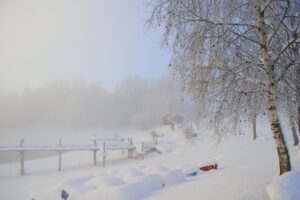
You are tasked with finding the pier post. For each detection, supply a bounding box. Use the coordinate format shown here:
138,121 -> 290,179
102,142 -> 106,168
141,141 -> 144,160
20,138 -> 25,176
93,139 -> 97,166
58,139 -> 62,171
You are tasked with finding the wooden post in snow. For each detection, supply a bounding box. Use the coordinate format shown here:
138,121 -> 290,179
127,138 -> 130,159
93,138 -> 97,166
20,138 -> 25,176
141,141 -> 144,160
58,139 -> 62,171
130,138 -> 133,159
102,142 -> 106,168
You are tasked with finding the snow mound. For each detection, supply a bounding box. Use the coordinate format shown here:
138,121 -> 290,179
33,173 -> 163,200
85,174 -> 163,200
107,169 -> 120,176
162,169 -> 186,186
134,174 -> 163,190
117,167 -> 144,180
154,165 -> 169,172
85,175 -> 125,188
33,175 -> 94,200
267,171 -> 300,200
143,165 -> 169,174
137,165 -> 147,170
155,142 -> 175,153
181,165 -> 199,175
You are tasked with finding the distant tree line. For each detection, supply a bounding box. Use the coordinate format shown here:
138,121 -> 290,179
0,75 -> 190,129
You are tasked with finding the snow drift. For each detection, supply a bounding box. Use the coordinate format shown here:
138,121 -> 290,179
267,171 -> 300,200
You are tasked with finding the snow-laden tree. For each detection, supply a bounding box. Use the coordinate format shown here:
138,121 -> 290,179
147,0 -> 300,175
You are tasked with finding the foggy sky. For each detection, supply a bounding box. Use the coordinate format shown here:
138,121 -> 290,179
0,0 -> 169,94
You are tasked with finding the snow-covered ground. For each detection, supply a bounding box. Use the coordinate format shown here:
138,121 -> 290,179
267,171 -> 300,200
0,125 -> 299,200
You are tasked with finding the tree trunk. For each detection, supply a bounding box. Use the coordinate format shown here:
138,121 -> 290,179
253,0 -> 291,175
266,77 -> 291,174
168,104 -> 175,131
296,78 -> 300,136
288,101 -> 299,146
298,106 -> 300,134
252,96 -> 257,140
252,113 -> 257,140
289,114 -> 299,146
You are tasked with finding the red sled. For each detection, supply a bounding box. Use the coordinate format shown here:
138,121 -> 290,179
200,164 -> 218,171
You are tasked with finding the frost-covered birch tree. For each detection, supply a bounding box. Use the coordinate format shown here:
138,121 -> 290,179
147,0 -> 300,175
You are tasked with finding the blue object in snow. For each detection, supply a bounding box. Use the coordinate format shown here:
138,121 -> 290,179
187,171 -> 198,176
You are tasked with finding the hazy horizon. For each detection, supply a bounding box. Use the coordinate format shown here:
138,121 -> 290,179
0,0 -> 170,95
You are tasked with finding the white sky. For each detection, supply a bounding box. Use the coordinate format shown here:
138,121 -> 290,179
0,0 -> 170,94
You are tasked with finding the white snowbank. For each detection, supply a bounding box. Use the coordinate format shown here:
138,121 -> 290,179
33,175 -> 94,200
85,175 -> 125,188
117,167 -> 144,180
161,169 -> 186,186
155,142 -> 176,153
86,174 -> 163,200
142,165 -> 169,174
181,165 -> 199,175
33,173 -> 163,200
32,165 -> 190,200
4,126 -> 300,200
267,171 -> 300,200
132,174 -> 163,191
